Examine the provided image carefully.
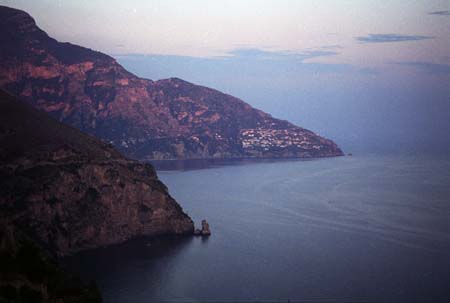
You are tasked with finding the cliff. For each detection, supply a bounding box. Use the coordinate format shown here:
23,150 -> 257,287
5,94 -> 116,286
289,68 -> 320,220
0,5 -> 343,160
0,89 -> 193,257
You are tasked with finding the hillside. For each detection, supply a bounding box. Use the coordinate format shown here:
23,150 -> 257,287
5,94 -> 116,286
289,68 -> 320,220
0,89 -> 193,257
0,5 -> 343,160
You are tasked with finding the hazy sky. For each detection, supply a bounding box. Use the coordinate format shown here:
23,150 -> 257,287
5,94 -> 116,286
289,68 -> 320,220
3,0 -> 449,62
2,0 -> 450,153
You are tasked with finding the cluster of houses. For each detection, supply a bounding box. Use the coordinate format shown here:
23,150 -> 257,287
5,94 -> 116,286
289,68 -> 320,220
240,128 -> 322,151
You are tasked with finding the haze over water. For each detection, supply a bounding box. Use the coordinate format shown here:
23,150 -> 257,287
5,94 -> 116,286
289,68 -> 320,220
65,155 -> 450,302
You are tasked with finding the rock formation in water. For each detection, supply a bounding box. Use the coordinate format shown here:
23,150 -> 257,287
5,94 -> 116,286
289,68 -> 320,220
201,220 -> 211,236
193,219 -> 211,236
0,89 -> 194,257
0,5 -> 343,161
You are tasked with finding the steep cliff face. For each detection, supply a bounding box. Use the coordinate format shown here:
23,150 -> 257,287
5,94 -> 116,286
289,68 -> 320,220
0,90 -> 193,257
0,5 -> 343,160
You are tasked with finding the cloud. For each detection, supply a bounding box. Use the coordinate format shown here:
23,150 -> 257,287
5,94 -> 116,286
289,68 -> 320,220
428,10 -> 450,16
355,34 -> 434,43
225,48 -> 339,61
320,45 -> 343,50
392,62 -> 450,75
114,47 -> 363,84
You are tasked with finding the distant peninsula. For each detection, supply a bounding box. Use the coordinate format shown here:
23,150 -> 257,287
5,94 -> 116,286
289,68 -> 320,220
0,5 -> 343,161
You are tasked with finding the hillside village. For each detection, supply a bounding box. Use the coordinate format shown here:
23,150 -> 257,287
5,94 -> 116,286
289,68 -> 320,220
240,128 -> 324,152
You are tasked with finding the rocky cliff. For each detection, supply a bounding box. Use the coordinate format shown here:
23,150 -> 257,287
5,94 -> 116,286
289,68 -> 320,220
0,5 -> 343,160
0,89 -> 193,257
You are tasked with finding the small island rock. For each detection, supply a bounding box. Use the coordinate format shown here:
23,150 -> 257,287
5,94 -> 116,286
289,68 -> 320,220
201,220 -> 211,236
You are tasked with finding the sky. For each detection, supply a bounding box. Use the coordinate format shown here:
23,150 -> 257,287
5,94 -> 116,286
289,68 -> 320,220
2,0 -> 450,154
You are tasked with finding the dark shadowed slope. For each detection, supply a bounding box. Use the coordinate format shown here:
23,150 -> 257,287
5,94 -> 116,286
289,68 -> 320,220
0,89 -> 193,257
0,224 -> 102,303
0,5 -> 343,160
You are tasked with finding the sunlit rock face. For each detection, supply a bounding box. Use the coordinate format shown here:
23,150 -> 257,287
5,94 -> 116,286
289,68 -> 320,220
0,5 -> 343,160
0,90 -> 193,257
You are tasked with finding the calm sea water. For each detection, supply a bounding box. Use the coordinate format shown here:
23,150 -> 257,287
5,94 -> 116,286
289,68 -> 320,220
65,155 -> 450,303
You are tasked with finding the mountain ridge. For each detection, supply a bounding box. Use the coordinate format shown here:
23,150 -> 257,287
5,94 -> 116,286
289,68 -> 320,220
0,5 -> 343,160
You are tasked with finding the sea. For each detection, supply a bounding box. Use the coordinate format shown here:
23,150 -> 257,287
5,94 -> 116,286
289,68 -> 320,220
64,154 -> 450,303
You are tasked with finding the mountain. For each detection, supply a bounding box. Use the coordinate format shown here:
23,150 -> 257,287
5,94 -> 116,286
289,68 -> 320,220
0,89 -> 193,257
0,5 -> 343,160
